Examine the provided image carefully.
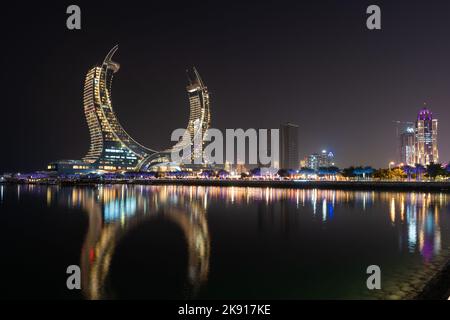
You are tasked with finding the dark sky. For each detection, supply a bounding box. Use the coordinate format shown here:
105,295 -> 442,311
1,0 -> 449,172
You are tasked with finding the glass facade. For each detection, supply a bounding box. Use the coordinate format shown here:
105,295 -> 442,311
82,46 -> 155,171
139,67 -> 211,170
306,150 -> 335,170
77,47 -> 211,172
399,125 -> 415,166
415,108 -> 438,165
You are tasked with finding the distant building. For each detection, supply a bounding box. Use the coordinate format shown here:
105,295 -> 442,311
299,158 -> 307,168
47,160 -> 96,175
415,108 -> 438,165
306,150 -> 335,170
398,123 -> 415,166
280,123 -> 299,169
307,154 -> 319,170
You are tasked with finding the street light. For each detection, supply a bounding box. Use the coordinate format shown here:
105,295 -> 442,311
389,161 -> 395,170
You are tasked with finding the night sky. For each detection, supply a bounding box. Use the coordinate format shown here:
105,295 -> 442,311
1,0 -> 449,172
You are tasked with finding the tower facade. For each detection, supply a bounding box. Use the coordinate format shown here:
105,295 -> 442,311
280,123 -> 299,170
138,67 -> 211,170
185,68 -> 211,161
399,123 -> 415,166
415,108 -> 438,165
306,150 -> 335,170
82,46 -> 155,171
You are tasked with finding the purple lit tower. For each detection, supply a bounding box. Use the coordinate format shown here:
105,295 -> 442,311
415,108 -> 438,165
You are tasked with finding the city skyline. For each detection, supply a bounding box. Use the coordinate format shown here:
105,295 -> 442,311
78,45 -> 212,172
1,1 -> 450,304
1,1 -> 450,173
22,48 -> 447,174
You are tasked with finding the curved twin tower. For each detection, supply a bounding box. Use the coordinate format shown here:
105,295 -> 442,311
82,45 -> 211,171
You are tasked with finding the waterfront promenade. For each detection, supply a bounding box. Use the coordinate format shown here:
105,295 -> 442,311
141,179 -> 450,192
5,178 -> 444,192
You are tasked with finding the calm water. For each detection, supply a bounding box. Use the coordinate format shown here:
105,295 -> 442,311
0,184 -> 449,300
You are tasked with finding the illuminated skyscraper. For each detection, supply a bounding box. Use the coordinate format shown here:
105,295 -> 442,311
138,67 -> 211,170
80,46 -> 211,172
306,150 -> 335,170
183,68 -> 211,162
186,69 -> 211,143
398,123 -> 415,166
82,45 -> 156,171
415,108 -> 438,165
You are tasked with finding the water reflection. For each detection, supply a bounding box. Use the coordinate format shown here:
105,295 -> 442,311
46,185 -> 211,299
388,193 -> 443,262
16,185 -> 449,299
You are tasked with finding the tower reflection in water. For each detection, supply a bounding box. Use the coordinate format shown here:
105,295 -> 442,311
42,185 -> 448,299
47,185 -> 210,300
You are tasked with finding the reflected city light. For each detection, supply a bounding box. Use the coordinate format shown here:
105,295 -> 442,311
41,185 -> 449,267
13,184 -> 450,299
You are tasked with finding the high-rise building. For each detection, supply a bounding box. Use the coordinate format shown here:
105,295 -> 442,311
82,45 -> 155,171
399,123 -> 415,166
185,68 -> 211,161
280,123 -> 299,169
415,108 -> 438,165
79,46 -> 211,172
139,67 -> 211,169
307,154 -> 319,170
306,150 -> 335,170
186,68 -> 211,147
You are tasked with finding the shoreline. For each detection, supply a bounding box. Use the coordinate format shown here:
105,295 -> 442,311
3,179 -> 449,193
141,179 -> 450,192
416,257 -> 450,300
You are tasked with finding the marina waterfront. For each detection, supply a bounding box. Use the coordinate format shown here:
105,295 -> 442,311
0,184 -> 449,299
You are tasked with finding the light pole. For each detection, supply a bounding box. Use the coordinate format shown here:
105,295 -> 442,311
389,161 -> 395,170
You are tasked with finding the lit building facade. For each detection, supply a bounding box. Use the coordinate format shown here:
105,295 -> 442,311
80,46 -> 211,172
399,124 -> 415,166
138,67 -> 211,170
82,45 -> 155,171
47,160 -> 96,175
180,68 -> 211,162
280,123 -> 299,170
306,150 -> 335,170
187,69 -> 211,151
415,108 -> 438,165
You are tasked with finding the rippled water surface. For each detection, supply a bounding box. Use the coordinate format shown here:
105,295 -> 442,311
0,184 -> 449,299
